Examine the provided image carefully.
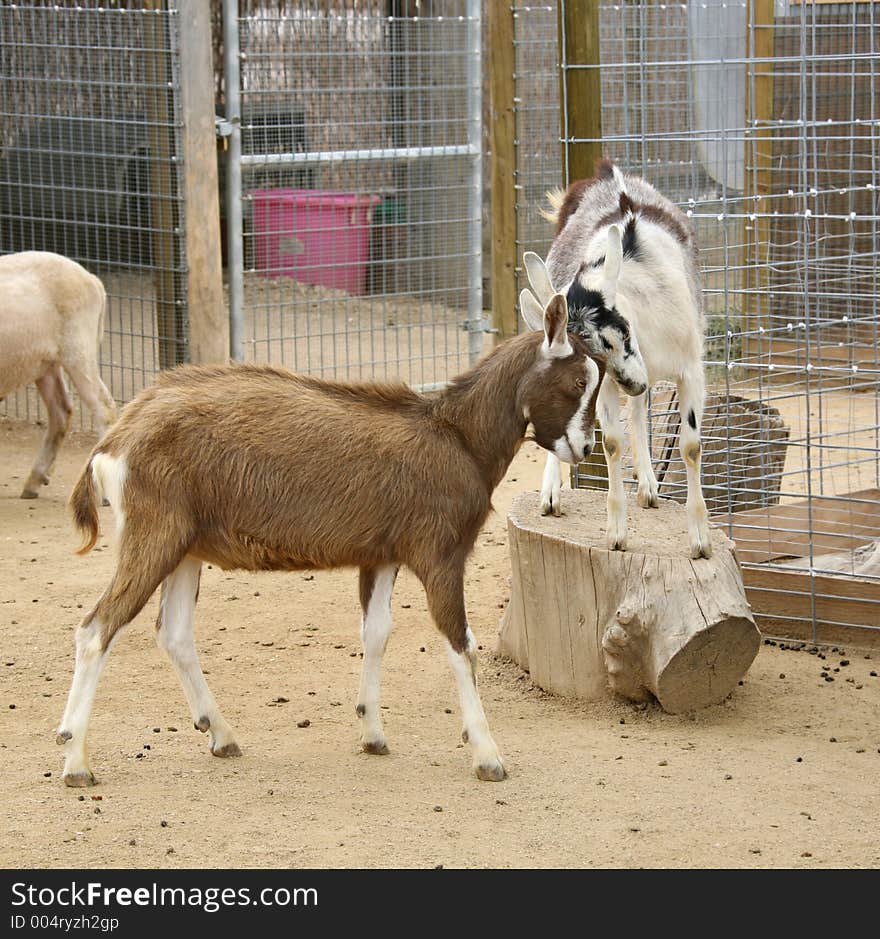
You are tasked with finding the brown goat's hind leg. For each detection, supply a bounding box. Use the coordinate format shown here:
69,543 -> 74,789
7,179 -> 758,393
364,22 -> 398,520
22,365 -> 72,498
423,564 -> 506,782
155,556 -> 239,758
356,565 -> 398,755
57,521 -> 188,786
56,618 -> 107,786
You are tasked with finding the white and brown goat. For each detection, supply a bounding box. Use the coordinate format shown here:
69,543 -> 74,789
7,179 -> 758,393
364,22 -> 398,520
57,294 -> 604,786
0,251 -> 117,497
522,159 -> 712,559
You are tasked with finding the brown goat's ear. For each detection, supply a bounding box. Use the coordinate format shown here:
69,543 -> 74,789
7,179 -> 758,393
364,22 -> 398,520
542,293 -> 571,358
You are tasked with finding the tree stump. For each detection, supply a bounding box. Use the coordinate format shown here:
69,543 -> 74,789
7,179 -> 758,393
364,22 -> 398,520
497,488 -> 761,713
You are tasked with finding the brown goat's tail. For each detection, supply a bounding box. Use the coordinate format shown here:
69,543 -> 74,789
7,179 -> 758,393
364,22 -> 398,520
70,459 -> 100,555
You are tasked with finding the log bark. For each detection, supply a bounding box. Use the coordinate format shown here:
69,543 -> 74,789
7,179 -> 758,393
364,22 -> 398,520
497,488 -> 761,713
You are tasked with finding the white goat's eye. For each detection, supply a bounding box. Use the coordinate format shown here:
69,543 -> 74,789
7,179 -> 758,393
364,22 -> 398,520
600,336 -> 613,351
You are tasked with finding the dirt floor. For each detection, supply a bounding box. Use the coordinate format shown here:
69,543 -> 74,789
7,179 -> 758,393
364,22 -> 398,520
1,418 -> 879,870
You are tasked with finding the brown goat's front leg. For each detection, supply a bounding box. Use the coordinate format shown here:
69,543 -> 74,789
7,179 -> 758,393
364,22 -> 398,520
356,564 -> 398,755
423,562 -> 506,782
22,365 -> 72,498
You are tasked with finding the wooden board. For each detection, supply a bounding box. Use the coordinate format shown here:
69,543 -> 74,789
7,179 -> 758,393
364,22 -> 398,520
713,487 -> 880,634
713,488 -> 880,564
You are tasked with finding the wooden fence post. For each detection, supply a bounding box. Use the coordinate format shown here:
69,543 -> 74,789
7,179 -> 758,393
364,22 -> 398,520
558,0 -> 603,186
559,0 -> 607,488
489,0 -> 518,340
743,0 -> 775,360
178,0 -> 227,364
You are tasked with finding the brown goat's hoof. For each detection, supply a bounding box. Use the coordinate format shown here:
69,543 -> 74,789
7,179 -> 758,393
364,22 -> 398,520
211,742 -> 242,758
361,740 -> 390,756
56,730 -> 72,745
475,763 -> 507,782
63,770 -> 96,788
20,489 -> 39,500
194,716 -> 211,733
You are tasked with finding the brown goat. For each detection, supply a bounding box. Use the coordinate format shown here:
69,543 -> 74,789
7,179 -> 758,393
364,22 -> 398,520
57,294 -> 604,786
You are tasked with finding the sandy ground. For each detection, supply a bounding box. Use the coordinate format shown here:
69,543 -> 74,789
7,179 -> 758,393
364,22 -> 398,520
1,418 -> 879,870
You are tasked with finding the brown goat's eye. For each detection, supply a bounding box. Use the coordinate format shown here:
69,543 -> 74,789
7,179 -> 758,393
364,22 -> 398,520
576,378 -> 587,390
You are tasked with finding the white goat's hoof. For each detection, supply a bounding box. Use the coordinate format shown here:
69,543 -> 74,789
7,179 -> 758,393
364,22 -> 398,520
637,484 -> 659,508
63,769 -> 96,788
475,760 -> 507,782
20,488 -> 39,500
539,491 -> 563,517
361,739 -> 390,755
606,525 -> 628,551
689,517 -> 713,559
210,741 -> 242,758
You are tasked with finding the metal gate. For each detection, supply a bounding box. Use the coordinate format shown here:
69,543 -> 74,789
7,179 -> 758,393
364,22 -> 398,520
221,0 -> 485,390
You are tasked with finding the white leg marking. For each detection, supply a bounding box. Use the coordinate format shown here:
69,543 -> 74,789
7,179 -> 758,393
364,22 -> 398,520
599,378 -> 628,551
540,453 -> 564,517
357,565 -> 397,754
445,629 -> 506,781
630,391 -> 659,508
58,621 -> 107,786
677,371 -> 712,559
156,556 -> 239,756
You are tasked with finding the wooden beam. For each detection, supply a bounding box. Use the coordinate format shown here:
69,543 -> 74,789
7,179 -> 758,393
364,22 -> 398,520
178,0 -> 227,364
488,0 -> 518,341
559,0 -> 607,490
557,0 -> 603,186
743,0 -> 775,358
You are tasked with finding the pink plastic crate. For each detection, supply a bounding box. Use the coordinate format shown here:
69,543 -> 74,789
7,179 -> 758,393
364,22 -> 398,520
252,188 -> 381,295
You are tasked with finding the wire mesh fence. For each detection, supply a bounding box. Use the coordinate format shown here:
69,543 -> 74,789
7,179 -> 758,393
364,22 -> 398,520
226,0 -> 485,389
522,0 -> 880,639
2,1 -> 878,638
0,1 -> 188,430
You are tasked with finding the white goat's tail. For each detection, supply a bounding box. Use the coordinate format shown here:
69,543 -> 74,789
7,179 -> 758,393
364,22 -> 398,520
612,163 -> 628,195
539,187 -> 565,226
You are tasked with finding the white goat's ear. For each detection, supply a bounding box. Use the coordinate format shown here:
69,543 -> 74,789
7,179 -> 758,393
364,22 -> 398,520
542,293 -> 571,358
602,224 -> 623,307
519,288 -> 544,331
524,251 -> 555,305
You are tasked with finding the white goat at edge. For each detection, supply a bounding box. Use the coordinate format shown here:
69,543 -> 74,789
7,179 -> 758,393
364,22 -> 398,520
0,251 -> 116,498
520,159 -> 712,559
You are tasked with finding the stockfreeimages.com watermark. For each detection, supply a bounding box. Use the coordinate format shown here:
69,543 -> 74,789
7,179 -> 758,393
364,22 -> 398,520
10,880 -> 317,920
